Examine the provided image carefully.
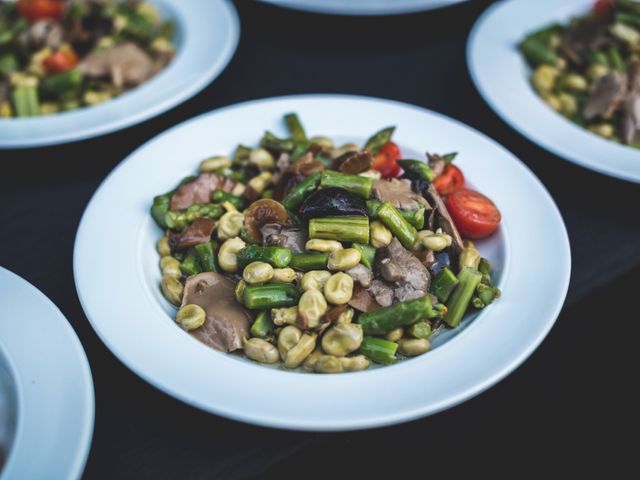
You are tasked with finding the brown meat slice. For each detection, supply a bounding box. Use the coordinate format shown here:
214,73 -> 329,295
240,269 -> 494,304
169,218 -> 215,251
378,238 -> 430,293
260,223 -> 307,253
182,273 -> 251,352
346,264 -> 373,288
584,71 -> 628,120
372,178 -> 430,211
560,17 -> 611,65
348,285 -> 382,312
170,173 -> 235,210
367,280 -> 394,307
332,150 -> 373,174
288,152 -> 324,176
621,62 -> 640,144
426,184 -> 464,252
80,42 -> 155,88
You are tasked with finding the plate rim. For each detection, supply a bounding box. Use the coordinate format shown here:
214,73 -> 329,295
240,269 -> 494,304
258,0 -> 466,16
467,0 -> 640,183
0,267 -> 94,479
0,0 -> 240,149
74,93 -> 571,431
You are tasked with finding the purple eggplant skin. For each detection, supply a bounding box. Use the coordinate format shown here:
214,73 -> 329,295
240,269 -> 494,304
298,187 -> 368,220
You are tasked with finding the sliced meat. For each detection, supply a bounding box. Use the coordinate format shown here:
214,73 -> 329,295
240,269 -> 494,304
19,20 -> 63,49
348,285 -> 382,312
378,238 -> 430,293
560,17 -> 611,65
170,173 -> 235,210
414,249 -> 436,269
80,42 -> 155,88
288,152 -> 324,176
425,184 -> 464,252
621,94 -> 640,144
372,178 -> 430,211
271,153 -> 291,186
367,280 -> 394,307
346,264 -> 373,288
169,218 -> 215,251
182,273 -> 251,352
584,70 -> 628,120
332,150 -> 373,174
260,223 -> 307,253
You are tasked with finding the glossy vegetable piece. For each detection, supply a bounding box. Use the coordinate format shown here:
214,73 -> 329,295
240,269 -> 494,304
363,126 -> 395,155
284,112 -> 307,141
433,164 -> 465,196
376,202 -> 417,249
445,188 -> 501,239
236,245 -> 292,268
309,217 -> 370,244
372,141 -> 402,178
359,337 -> 398,365
397,159 -> 436,182
40,69 -> 83,95
358,296 -> 441,335
250,310 -> 274,338
281,171 -> 322,211
298,187 -> 368,220
444,267 -> 482,327
17,0 -> 64,22
332,150 -> 373,174
194,241 -> 218,273
43,50 -> 79,74
319,170 -> 372,198
243,199 -> 288,242
289,252 -> 329,271
430,267 -> 459,303
243,283 -> 300,309
352,243 -> 376,270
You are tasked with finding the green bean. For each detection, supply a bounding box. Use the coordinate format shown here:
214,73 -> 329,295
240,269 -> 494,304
358,296 -> 441,335
289,252 -> 329,271
397,159 -> 435,182
359,337 -> 398,365
444,267 -> 482,327
243,283 -> 300,309
250,310 -> 274,338
363,126 -> 395,155
377,202 -> 417,249
164,203 -> 223,230
309,217 -> 370,243
180,251 -> 201,276
352,243 -> 376,270
284,112 -> 307,141
430,267 -> 460,303
194,241 -> 218,273
236,245 -> 293,268
282,171 -> 322,211
211,189 -> 246,210
320,170 -> 372,198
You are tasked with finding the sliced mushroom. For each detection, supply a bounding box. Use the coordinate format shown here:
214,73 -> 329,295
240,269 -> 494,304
244,199 -> 288,242
298,187 -> 368,220
332,150 -> 373,174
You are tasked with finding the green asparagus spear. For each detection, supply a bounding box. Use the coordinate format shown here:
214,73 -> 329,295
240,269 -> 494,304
397,159 -> 436,182
0,53 -> 18,76
180,251 -> 202,276
40,69 -> 83,95
358,296 -> 442,335
359,337 -> 398,365
363,126 -> 395,155
233,145 -> 252,165
284,112 -> 307,141
282,171 -> 321,211
519,37 -> 558,66
12,85 -> 40,117
289,252 -> 329,271
366,200 -> 425,230
430,267 -> 460,303
352,243 -> 376,270
607,45 -> 626,72
472,283 -> 501,309
585,50 -> 609,67
407,321 -> 432,339
320,170 -> 372,198
150,176 -> 197,228
243,283 -> 300,309
250,310 -> 274,338
195,241 -> 218,272
236,245 -> 293,268
308,217 -> 370,243
164,203 -> 224,230
444,267 -> 482,327
211,189 -> 246,210
377,202 -> 417,249
260,131 -> 295,153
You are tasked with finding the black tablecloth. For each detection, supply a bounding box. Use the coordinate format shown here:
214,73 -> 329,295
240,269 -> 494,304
0,1 -> 637,478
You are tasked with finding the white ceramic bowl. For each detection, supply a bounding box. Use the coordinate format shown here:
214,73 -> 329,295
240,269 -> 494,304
259,0 -> 466,15
0,0 -> 239,148
468,0 -> 640,183
74,94 -> 570,431
0,268 -> 94,479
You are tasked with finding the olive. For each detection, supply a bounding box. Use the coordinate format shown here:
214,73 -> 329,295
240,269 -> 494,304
298,188 -> 367,220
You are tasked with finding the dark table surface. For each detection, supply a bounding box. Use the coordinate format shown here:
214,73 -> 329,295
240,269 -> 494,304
0,0 -> 637,478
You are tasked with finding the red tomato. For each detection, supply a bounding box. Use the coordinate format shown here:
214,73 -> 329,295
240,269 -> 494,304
593,0 -> 613,17
17,0 -> 64,22
43,50 -> 78,74
433,164 -> 465,196
445,188 -> 501,239
372,141 -> 401,179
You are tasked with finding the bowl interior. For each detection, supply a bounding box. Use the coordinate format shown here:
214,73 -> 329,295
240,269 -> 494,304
0,345 -> 18,473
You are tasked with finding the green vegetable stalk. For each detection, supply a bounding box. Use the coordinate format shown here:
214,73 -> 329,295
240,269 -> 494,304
164,203 -> 224,230
211,189 -> 246,210
430,267 -> 460,303
407,321 -> 432,339
260,131 -> 295,153
284,112 -> 307,141
236,245 -> 293,268
359,337 -> 398,365
289,252 -> 329,271
367,200 -> 425,230
180,251 -> 201,277
352,243 -> 376,270
282,171 -> 322,211
363,126 -> 395,155
397,159 -> 435,182
250,310 -> 274,338
195,241 -> 218,272
376,202 -> 417,249
320,170 -> 373,198
243,283 -> 300,309
444,267 -> 482,327
358,296 -> 443,335
309,216 -> 370,243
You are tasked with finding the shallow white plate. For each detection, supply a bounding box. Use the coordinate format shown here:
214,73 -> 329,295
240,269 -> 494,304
259,0 -> 466,15
468,0 -> 640,183
0,267 -> 94,479
0,0 -> 239,149
74,94 -> 570,431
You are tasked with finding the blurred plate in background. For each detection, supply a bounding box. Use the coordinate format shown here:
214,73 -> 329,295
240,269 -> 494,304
468,0 -> 640,183
259,0 -> 466,15
0,0 -> 239,149
0,267 -> 94,479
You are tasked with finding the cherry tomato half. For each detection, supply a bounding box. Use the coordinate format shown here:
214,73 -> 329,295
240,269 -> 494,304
445,188 -> 501,239
593,0 -> 613,17
372,141 -> 402,179
17,0 -> 64,22
433,164 -> 465,196
43,50 -> 78,74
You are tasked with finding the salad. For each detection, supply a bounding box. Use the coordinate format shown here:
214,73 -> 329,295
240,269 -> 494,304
151,113 -> 502,373
0,0 -> 174,117
519,0 -> 640,146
